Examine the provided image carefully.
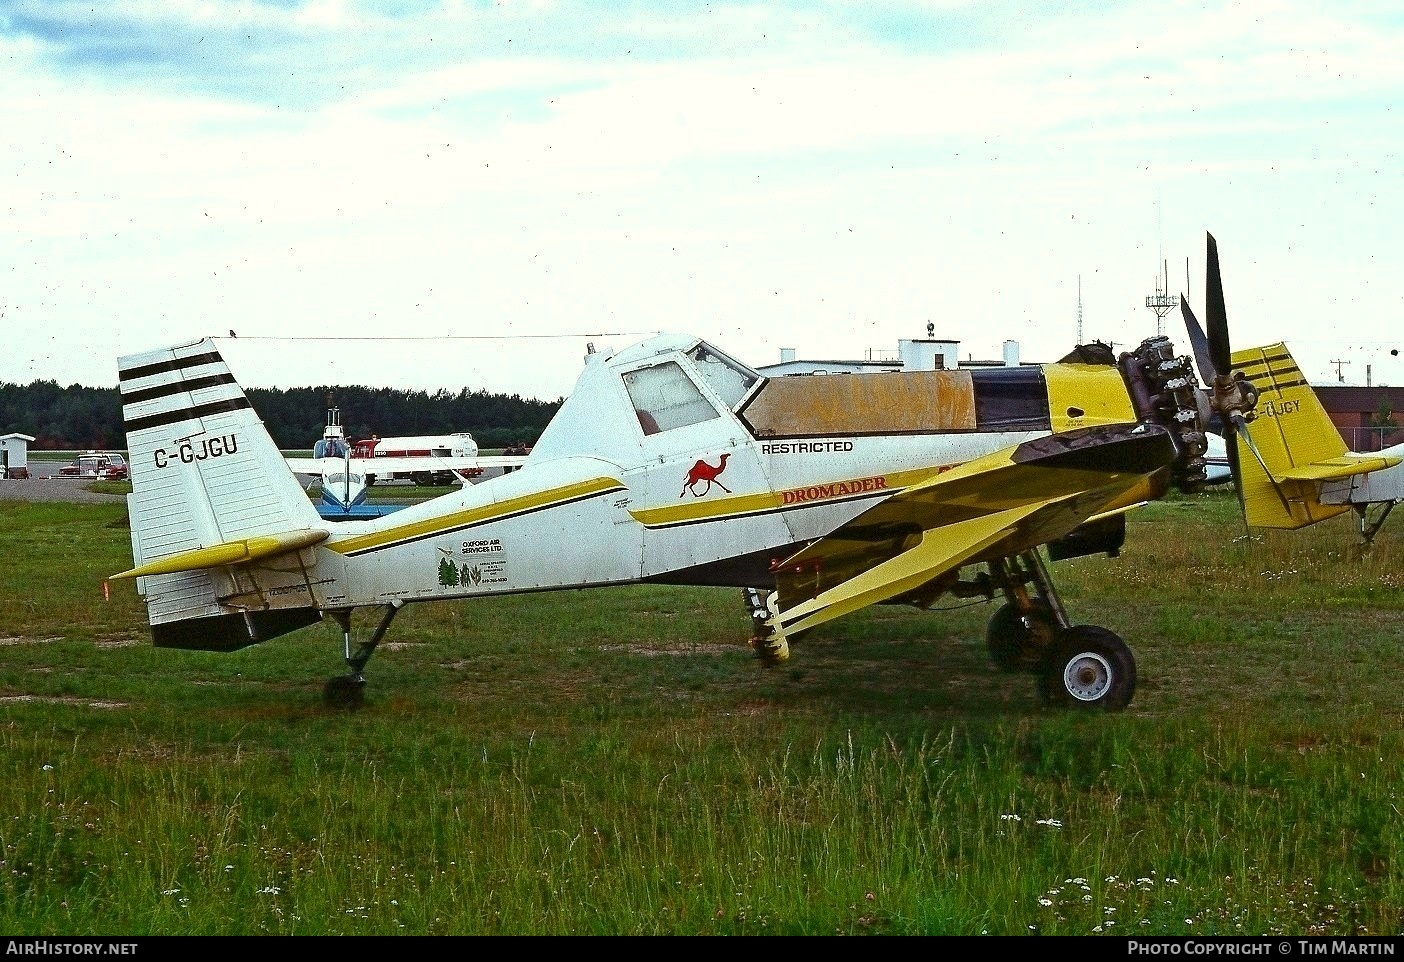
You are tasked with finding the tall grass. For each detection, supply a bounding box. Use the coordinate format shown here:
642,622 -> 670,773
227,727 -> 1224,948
0,493 -> 1399,935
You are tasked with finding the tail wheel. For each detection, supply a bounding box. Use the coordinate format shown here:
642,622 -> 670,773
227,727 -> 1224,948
323,675 -> 366,710
986,600 -> 1057,673
1038,626 -> 1136,711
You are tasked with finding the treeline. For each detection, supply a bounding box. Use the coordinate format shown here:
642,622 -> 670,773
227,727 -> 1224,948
0,380 -> 562,451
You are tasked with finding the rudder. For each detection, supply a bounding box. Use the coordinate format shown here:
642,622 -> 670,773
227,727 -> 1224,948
1232,342 -> 1358,529
118,338 -> 325,649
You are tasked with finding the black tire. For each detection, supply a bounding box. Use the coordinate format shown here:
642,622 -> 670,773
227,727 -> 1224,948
1037,625 -> 1136,711
323,675 -> 366,710
986,600 -> 1057,673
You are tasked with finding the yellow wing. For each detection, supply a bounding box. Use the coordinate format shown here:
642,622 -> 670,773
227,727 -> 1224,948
767,424 -> 1175,639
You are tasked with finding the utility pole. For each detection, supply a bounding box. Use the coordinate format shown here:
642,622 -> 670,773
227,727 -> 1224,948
1330,359 -> 1351,383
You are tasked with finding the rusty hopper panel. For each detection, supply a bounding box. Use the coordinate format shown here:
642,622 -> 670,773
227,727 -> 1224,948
742,371 -> 977,437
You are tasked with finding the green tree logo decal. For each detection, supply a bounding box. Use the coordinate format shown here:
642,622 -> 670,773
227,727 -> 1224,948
438,556 -> 460,586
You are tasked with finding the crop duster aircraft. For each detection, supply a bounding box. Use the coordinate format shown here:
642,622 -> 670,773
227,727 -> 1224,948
1176,238 -> 1400,540
108,234 -> 1398,711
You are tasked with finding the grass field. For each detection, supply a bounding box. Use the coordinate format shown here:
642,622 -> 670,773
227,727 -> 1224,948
0,489 -> 1400,935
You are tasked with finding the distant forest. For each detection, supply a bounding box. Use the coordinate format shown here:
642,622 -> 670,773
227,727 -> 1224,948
0,380 -> 562,451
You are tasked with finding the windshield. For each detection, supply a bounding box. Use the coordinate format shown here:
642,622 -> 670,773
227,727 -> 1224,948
686,343 -> 760,409
622,362 -> 720,436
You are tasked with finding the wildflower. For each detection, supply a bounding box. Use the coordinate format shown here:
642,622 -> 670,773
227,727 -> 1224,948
257,886 -> 281,895
1001,813 -> 1021,821
42,765 -> 54,771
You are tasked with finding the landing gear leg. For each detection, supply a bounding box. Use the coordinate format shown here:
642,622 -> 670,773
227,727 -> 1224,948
984,551 -> 1069,672
742,587 -> 790,666
322,601 -> 403,709
984,550 -> 1138,711
1354,502 -> 1395,548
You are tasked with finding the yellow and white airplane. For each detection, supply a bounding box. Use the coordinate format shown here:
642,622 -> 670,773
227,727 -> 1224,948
107,234 -> 1398,711
1176,235 -> 1401,537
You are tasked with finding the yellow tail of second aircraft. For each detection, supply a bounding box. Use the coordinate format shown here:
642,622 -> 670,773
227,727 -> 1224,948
1231,343 -> 1400,529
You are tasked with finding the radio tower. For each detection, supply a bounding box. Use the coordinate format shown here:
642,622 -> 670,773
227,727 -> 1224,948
1145,259 -> 1175,338
1077,274 -> 1084,344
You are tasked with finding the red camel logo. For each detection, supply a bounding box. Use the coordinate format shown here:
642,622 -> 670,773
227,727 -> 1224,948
680,453 -> 731,497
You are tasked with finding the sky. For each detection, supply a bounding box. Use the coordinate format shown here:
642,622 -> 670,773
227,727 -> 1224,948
2,0 -> 1401,402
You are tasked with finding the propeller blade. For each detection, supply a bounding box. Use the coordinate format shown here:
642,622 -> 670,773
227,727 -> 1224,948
1181,294 -> 1217,384
1205,232 -> 1230,376
1227,429 -> 1248,521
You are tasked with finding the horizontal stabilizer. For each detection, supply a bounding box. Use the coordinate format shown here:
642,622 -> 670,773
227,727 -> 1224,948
1275,454 -> 1401,483
110,528 -> 328,581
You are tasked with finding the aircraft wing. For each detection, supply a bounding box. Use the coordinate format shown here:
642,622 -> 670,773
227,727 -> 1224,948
285,455 -> 528,477
767,424 -> 1176,639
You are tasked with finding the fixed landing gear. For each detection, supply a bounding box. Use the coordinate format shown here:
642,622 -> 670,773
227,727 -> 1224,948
1352,501 -> 1395,548
1037,626 -> 1136,711
321,601 -> 403,709
985,599 -> 1057,673
981,550 -> 1137,712
742,587 -> 790,665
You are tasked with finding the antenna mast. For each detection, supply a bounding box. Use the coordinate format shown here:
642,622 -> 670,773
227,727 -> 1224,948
1145,196 -> 1176,337
1077,275 -> 1084,345
1145,259 -> 1175,338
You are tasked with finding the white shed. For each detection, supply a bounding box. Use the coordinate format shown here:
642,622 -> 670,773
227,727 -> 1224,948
1,433 -> 36,479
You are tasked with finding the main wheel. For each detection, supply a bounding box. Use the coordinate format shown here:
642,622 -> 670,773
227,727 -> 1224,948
323,675 -> 366,710
1037,626 -> 1136,711
986,600 -> 1057,673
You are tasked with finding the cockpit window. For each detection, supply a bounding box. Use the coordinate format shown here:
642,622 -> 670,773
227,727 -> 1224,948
686,343 -> 760,409
623,361 -> 720,436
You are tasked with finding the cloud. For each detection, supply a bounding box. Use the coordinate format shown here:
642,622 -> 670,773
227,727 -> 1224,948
1,0 -> 1402,397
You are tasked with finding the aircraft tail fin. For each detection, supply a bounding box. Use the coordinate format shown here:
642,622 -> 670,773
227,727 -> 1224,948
1232,343 -> 1400,528
116,338 -> 326,651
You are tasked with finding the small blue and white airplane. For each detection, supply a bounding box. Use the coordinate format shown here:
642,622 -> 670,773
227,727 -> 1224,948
284,411 -> 526,519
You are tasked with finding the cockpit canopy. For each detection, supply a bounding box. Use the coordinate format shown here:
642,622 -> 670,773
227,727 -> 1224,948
622,342 -> 760,435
